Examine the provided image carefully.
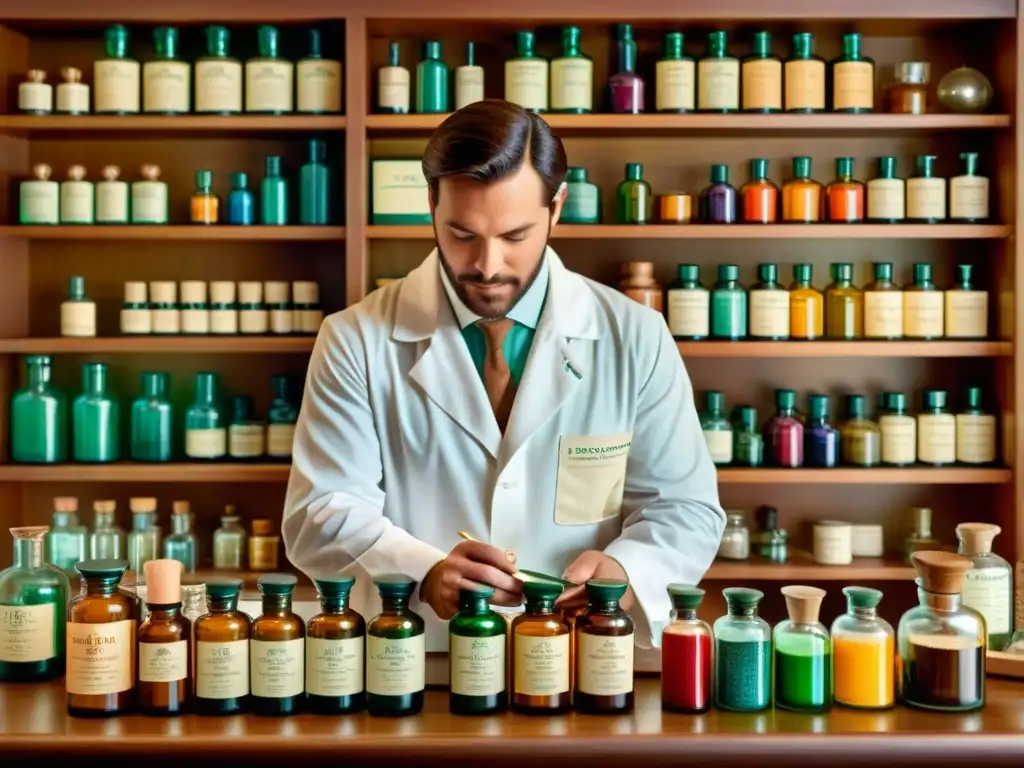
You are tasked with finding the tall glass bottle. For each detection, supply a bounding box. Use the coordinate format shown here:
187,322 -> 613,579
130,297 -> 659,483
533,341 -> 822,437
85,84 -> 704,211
245,25 -> 293,114
784,32 -> 825,113
367,576 -> 425,717
194,577 -> 251,715
45,497 -> 87,574
945,264 -> 988,339
260,156 -> 288,225
416,41 -> 449,114
805,393 -> 839,468
839,394 -> 881,467
661,585 -> 712,713
789,263 -> 823,339
656,32 -> 695,113
297,28 -> 342,114
194,26 -> 242,114
574,578 -> 634,714
504,31 -> 547,112
950,151 -> 989,222
550,27 -> 592,113
714,587 -> 771,712
0,526 -> 69,682
700,390 -> 733,466
90,500 -> 124,559
615,162 -> 652,224
267,373 -> 300,460
94,25 -> 140,114
130,372 -> 172,462
127,497 -> 161,575
190,170 -> 218,224
144,27 -> 189,114
740,158 -> 779,223
881,392 -> 918,467
607,23 -> 644,114
832,32 -> 874,112
710,264 -> 746,339
510,579 -> 570,714
899,551 -> 985,712
250,573 -> 305,716
449,584 -> 507,715
956,523 -> 1013,651
741,31 -> 782,113
138,558 -> 190,715
377,42 -> 410,114
453,42 -> 484,110
782,156 -> 822,222
903,262 -> 944,339
764,389 -> 803,467
754,505 -> 788,563
185,372 -> 226,461
918,389 -> 956,466
825,263 -> 863,339
774,585 -> 831,712
213,509 -> 246,570
698,31 -> 739,112
831,586 -> 894,709
300,139 -> 331,225
825,157 -> 865,222
306,575 -> 365,714
66,559 -> 135,717
748,263 -> 790,340
163,501 -> 197,573
906,154 -> 946,222
72,362 -> 119,463
700,164 -> 738,223
11,355 -> 67,464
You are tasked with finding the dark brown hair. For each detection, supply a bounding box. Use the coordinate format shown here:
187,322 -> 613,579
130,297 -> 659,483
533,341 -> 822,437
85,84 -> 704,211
422,99 -> 568,209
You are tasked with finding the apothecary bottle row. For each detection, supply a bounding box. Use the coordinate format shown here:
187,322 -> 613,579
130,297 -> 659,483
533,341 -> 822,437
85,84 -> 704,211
16,24 -> 342,116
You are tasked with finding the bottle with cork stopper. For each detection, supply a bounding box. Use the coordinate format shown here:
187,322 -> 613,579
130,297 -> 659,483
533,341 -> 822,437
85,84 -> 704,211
292,280 -> 323,334
238,281 -> 269,334
209,281 -> 239,334
61,276 -> 96,338
138,558 -> 190,715
95,165 -> 129,224
213,506 -> 246,570
89,500 -> 124,560
127,497 -> 161,576
248,519 -> 280,571
619,262 -> 663,312
44,496 -> 87,574
56,67 -> 90,114
265,281 -> 293,334
898,551 -> 985,711
956,523 -> 1012,651
18,69 -> 53,114
149,281 -> 180,334
180,280 -> 210,335
131,164 -> 169,224
59,165 -> 94,224
773,585 -> 831,713
163,501 -> 197,573
20,164 -> 60,224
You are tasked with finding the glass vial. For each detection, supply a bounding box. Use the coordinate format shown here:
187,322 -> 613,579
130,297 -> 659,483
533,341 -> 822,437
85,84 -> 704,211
574,578 -> 634,714
616,162 -> 652,224
714,587 -> 771,712
832,32 -> 874,112
831,586 -> 894,709
228,395 -> 265,460
825,157 -> 865,222
193,577 -> 251,715
250,573 -> 305,716
661,585 -> 712,713
226,173 -> 254,225
700,164 -> 738,223
666,264 -> 708,339
138,558 -> 190,715
782,156 -> 821,222
740,158 -> 779,223
945,264 -> 988,339
764,389 -> 804,467
917,390 -> 955,466
903,262 -> 944,339
163,501 -> 197,573
300,139 -> 331,225
366,576 -> 426,717
733,407 -> 765,467
505,31 -> 547,112
804,393 -> 839,468
190,170 -> 219,224
824,263 -> 863,339
306,575 -> 365,714
863,261 -> 902,339
510,579 -> 570,714
213,509 -> 246,570
127,497 -> 161,575
455,42 -> 485,110
260,156 -> 288,225
718,511 -> 750,560
449,584 -> 507,715
90,500 -> 124,560
710,264 -> 746,339
868,156 -> 905,222
267,374 -> 300,460
774,585 -> 831,713
880,392 -> 916,466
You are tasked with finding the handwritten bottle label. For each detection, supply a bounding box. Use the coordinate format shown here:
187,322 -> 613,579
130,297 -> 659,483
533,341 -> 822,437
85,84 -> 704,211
138,639 -> 188,683
195,59 -> 243,113
251,638 -> 304,698
879,415 -> 916,464
550,59 -> 593,111
66,620 -> 134,695
956,413 -> 997,464
741,58 -> 781,110
450,634 -> 506,696
698,58 -> 739,110
0,603 -> 55,662
514,633 -> 570,696
917,413 -> 956,464
945,291 -> 988,338
577,633 -> 634,696
864,291 -> 903,338
950,176 -> 990,220
196,639 -> 249,699
962,568 -> 1011,635
306,636 -> 364,696
366,634 -> 425,696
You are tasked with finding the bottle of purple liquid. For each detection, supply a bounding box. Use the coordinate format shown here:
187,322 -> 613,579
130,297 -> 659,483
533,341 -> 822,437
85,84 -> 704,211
805,393 -> 839,467
700,164 -> 738,223
608,23 -> 644,114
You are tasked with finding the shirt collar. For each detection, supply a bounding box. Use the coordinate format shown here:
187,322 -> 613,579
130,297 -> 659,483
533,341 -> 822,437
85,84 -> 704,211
438,256 -> 549,330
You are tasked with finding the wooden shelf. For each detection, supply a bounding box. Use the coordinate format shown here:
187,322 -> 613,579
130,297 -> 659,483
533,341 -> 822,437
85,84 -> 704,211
705,554 -> 915,581
0,114 -> 347,137
368,224 -> 1011,240
677,340 -> 1012,358
0,337 -> 317,354
0,226 -> 345,241
0,463 -> 291,482
717,467 -> 1012,484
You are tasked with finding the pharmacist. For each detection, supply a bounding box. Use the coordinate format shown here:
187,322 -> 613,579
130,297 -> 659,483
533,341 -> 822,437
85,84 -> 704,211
282,99 -> 725,657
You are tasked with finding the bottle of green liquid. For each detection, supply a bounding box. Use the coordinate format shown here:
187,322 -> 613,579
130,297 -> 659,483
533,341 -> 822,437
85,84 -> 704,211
449,584 -> 507,715
44,497 -> 87,573
261,156 -> 288,225
774,585 -> 832,713
616,162 -> 652,224
300,139 -> 331,225
415,41 -> 449,114
72,362 -> 120,463
710,264 -> 747,340
11,355 -> 67,464
267,374 -> 299,461
130,372 -> 172,462
184,372 -> 226,461
366,575 -> 425,717
714,587 -> 771,712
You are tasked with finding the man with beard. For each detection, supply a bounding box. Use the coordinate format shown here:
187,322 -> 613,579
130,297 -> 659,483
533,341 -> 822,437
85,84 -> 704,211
282,99 -> 724,663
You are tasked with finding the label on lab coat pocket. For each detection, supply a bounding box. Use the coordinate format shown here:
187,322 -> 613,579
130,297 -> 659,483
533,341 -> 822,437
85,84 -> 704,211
554,433 -> 631,526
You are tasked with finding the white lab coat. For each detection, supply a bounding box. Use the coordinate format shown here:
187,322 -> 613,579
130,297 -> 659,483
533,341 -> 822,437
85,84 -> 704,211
282,247 -> 725,665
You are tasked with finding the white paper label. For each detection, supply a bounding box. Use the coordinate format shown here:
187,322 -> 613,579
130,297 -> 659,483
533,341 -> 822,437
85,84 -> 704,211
196,639 -> 249,699
121,308 -> 152,334
867,178 -> 906,220
266,423 -> 295,458
880,414 -> 916,464
657,59 -> 695,111
698,58 -> 739,110
210,309 -> 239,334
945,290 -> 988,338
917,413 -> 956,464
143,60 -> 190,113
186,428 -> 227,459
864,291 -> 904,338
298,308 -> 324,334
950,176 -> 989,220
270,308 -> 293,334
306,636 -> 364,696
366,634 -> 425,696
20,181 -> 58,223
667,288 -> 709,337
239,309 -> 269,335
450,634 -> 506,696
550,58 -> 593,111
372,161 -> 430,216
138,639 -> 188,683
60,182 -> 93,223
229,424 -> 266,458
514,633 -> 570,696
833,61 -> 874,110
904,291 -> 945,338
748,290 -> 790,337
251,638 -> 304,698
454,66 -> 486,110
907,177 -> 947,220
19,82 -> 52,112
66,620 -> 134,695
577,633 -> 634,696
56,83 -> 90,113
378,67 -> 410,112
151,307 -> 180,334
297,59 -> 342,112
956,413 -> 996,464
962,568 -> 1011,636
505,59 -> 548,111
180,307 -> 210,334
96,182 -> 129,223
703,429 -> 733,464
245,60 -> 294,112
94,59 -> 140,113
195,59 -> 243,113
61,301 -> 96,337
0,603 -> 55,662
813,525 -> 852,565
131,182 -> 168,224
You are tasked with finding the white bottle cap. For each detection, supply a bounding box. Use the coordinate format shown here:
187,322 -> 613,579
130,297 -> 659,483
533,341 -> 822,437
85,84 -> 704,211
264,280 -> 290,304
124,281 -> 148,303
238,281 -> 263,304
292,281 -> 319,304
180,280 -> 208,303
210,281 -> 236,304
149,281 -> 177,304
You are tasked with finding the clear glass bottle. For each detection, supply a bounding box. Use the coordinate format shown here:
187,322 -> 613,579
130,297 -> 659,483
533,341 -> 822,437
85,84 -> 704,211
213,509 -> 246,570
774,585 -> 831,713
575,578 -> 634,714
193,577 -> 251,715
839,394 -> 881,467
741,31 -> 781,113
306,575 -> 365,714
185,372 -> 226,461
903,262 -> 944,339
44,497 -> 87,575
66,559 -> 135,717
732,406 -> 764,467
754,505 -> 787,563
717,511 -> 750,560
89,500 -> 124,560
608,23 -> 644,114
748,262 -> 790,340
824,263 -> 863,339
888,61 -> 929,114
60,275 -> 96,337
904,506 -> 940,564
138,558 -> 190,715
956,386 -> 997,465
0,526 -> 69,682
449,584 -> 507,715
163,501 -> 197,573
656,31 -> 695,113
250,573 -> 305,716
899,551 -> 985,712
831,586 -> 894,709
127,497 -> 161,576
73,362 -> 120,463
245,25 -> 293,114
714,587 -> 771,712
918,389 -> 956,466
661,585 -> 712,713
956,523 -> 1013,651
228,395 -> 266,461
784,32 -> 825,113
300,139 -> 331,225
267,374 -> 299,460
366,575 -> 426,717
510,579 -> 570,714
249,519 -> 280,571
11,354 -> 67,464
181,581 -> 206,630
804,393 -> 839,468
700,390 -> 733,466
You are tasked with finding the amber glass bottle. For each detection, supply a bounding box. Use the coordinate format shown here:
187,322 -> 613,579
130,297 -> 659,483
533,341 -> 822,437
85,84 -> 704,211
825,263 -> 863,339
137,558 -> 190,715
511,580 -> 571,714
782,156 -> 822,222
366,575 -> 425,717
306,575 -> 365,714
66,559 -> 136,717
250,573 -> 305,716
574,578 -> 635,714
193,577 -> 251,715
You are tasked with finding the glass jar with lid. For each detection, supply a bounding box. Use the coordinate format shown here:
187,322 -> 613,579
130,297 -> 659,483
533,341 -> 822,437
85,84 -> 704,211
773,585 -> 831,713
832,586 -> 894,709
714,587 -> 771,712
888,62 -> 930,114
717,511 -> 750,560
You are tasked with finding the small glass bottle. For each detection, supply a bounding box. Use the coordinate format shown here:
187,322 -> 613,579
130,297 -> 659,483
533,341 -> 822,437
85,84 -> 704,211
863,261 -> 903,339
19,163 -> 59,224
60,165 -> 94,224
245,25 -> 293,114
377,42 -> 410,114
130,372 -> 172,462
700,164 -> 738,223
616,162 -> 652,224
945,264 -> 988,339
0,526 -> 69,682
449,584 -> 507,715
575,578 -> 634,714
608,23 -> 644,114
785,32 -> 825,112
714,588 -> 771,712
880,392 -> 917,466
452,41 -> 485,111
213,509 -> 246,570
907,155 -> 946,222
918,390 -> 956,466
661,585 -> 712,713
741,31 -> 781,113
190,170 -> 219,225
510,580 -> 570,714
306,575 -> 365,714
825,263 -> 863,339
121,281 -> 151,335
839,394 -> 881,467
238,281 -> 270,334
754,505 -> 788,563
718,512 -> 750,560
138,558 -> 190,715
226,172 -> 254,225
185,372 -> 226,461
56,67 -> 90,114
73,362 -> 120,463
131,164 -> 169,224
618,261 -> 662,312
11,355 -> 67,464
300,139 -> 331,226
45,498 -> 87,574
163,501 -> 197,573
825,157 -> 865,222
297,29 -> 342,114
19,69 -> 53,114
789,263 -> 822,340
551,27 -> 592,113
194,26 -> 242,114
899,551 -> 985,712
416,41 -> 449,114
249,519 -> 280,571
748,263 -> 790,340
832,32 -> 874,112
956,386 -> 997,465
666,264 -> 708,339
560,167 -> 601,224
90,500 -> 124,560
733,406 -> 764,467
366,576 -> 426,717
250,573 -> 305,716
764,389 -> 804,468
210,281 -> 239,335
181,581 -> 206,629
903,262 -> 944,339
949,152 -> 989,222
61,275 -> 97,338
831,586 -> 894,709
96,165 -> 129,223
888,61 -> 929,114
656,32 -> 695,113
698,31 -> 739,112
267,374 -> 299,460
228,395 -> 266,460
194,577 -> 251,715
293,281 -> 324,334
710,264 -> 746,340
94,24 -> 140,114
804,393 -> 839,468
740,158 -> 779,223
127,497 -> 161,575
701,390 -> 733,466
782,156 -> 822,223
956,523 -> 1012,651
774,585 -> 831,713
66,559 -> 135,717
904,506 -> 939,563
144,26 -> 190,114
868,156 -> 906,222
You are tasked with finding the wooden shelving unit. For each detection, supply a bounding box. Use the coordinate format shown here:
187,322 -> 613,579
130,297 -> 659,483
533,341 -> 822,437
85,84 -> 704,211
0,226 -> 345,241
0,337 -> 317,354
0,114 -> 347,136
675,341 -> 1013,358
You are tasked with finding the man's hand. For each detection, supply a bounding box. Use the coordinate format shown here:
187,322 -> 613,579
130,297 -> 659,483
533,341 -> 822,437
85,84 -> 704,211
554,550 -> 635,612
420,540 -> 523,620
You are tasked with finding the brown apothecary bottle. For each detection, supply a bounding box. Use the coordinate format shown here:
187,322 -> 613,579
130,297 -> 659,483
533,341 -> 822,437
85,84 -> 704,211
888,62 -> 930,114
574,578 -> 635,714
510,579 -> 571,714
193,576 -> 251,715
137,558 -> 190,715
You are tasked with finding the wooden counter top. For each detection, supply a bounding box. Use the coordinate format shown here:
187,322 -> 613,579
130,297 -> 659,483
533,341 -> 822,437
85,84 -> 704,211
2,678 -> 1024,766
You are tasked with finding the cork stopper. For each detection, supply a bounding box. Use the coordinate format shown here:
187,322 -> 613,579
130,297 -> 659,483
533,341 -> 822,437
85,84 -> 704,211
32,164 -> 52,181
224,503 -> 236,516
149,281 -> 177,303
210,281 -> 236,303
140,164 -> 162,181
10,526 -> 49,541
124,281 -> 148,303
54,496 -> 78,513
912,551 -> 973,595
292,280 -> 319,303
143,558 -> 183,605
623,261 -> 655,278
180,280 -> 207,303
956,522 -> 1000,555
252,518 -> 274,535
264,280 -> 290,304
238,281 -> 263,304
100,165 -> 121,182
781,585 -> 826,624
66,165 -> 87,181
129,497 -> 158,513
172,500 -> 190,515
61,67 -> 82,84
93,500 -> 116,514
26,69 -> 47,83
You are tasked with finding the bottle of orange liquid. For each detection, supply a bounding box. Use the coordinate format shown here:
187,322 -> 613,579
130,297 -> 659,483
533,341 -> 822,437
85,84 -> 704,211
782,157 -> 821,222
830,587 -> 894,710
740,158 -> 779,223
789,263 -> 823,339
190,170 -> 219,224
825,157 -> 865,222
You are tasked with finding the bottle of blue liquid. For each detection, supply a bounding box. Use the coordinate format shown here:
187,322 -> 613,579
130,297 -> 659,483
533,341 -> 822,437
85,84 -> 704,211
226,172 -> 254,225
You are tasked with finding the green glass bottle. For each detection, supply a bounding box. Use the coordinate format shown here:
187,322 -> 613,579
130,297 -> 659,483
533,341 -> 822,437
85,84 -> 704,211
306,575 -> 366,715
700,391 -> 733,466
267,373 -> 299,461
44,498 -> 87,573
250,573 -> 305,716
560,167 -> 601,224
184,372 -> 226,461
130,372 -> 172,462
733,406 -> 764,467
366,575 -> 425,717
774,585 -> 832,713
656,32 -> 695,113
551,26 -> 593,114
299,139 -> 331,225
195,26 -> 242,115
228,395 -> 265,461
415,41 -> 449,114
89,500 -> 124,560
163,502 -> 197,573
741,31 -> 781,112
0,526 -> 70,682
616,163 -> 652,224
72,362 -> 119,463
11,355 -> 67,464
261,156 -> 288,226
710,264 -> 747,340
449,584 -> 507,715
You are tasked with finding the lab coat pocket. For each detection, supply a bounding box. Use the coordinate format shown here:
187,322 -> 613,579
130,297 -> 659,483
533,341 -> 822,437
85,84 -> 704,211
554,433 -> 633,526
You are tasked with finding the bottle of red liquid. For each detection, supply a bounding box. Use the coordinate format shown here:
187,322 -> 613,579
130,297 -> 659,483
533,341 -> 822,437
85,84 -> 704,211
764,388 -> 804,467
661,584 -> 712,713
